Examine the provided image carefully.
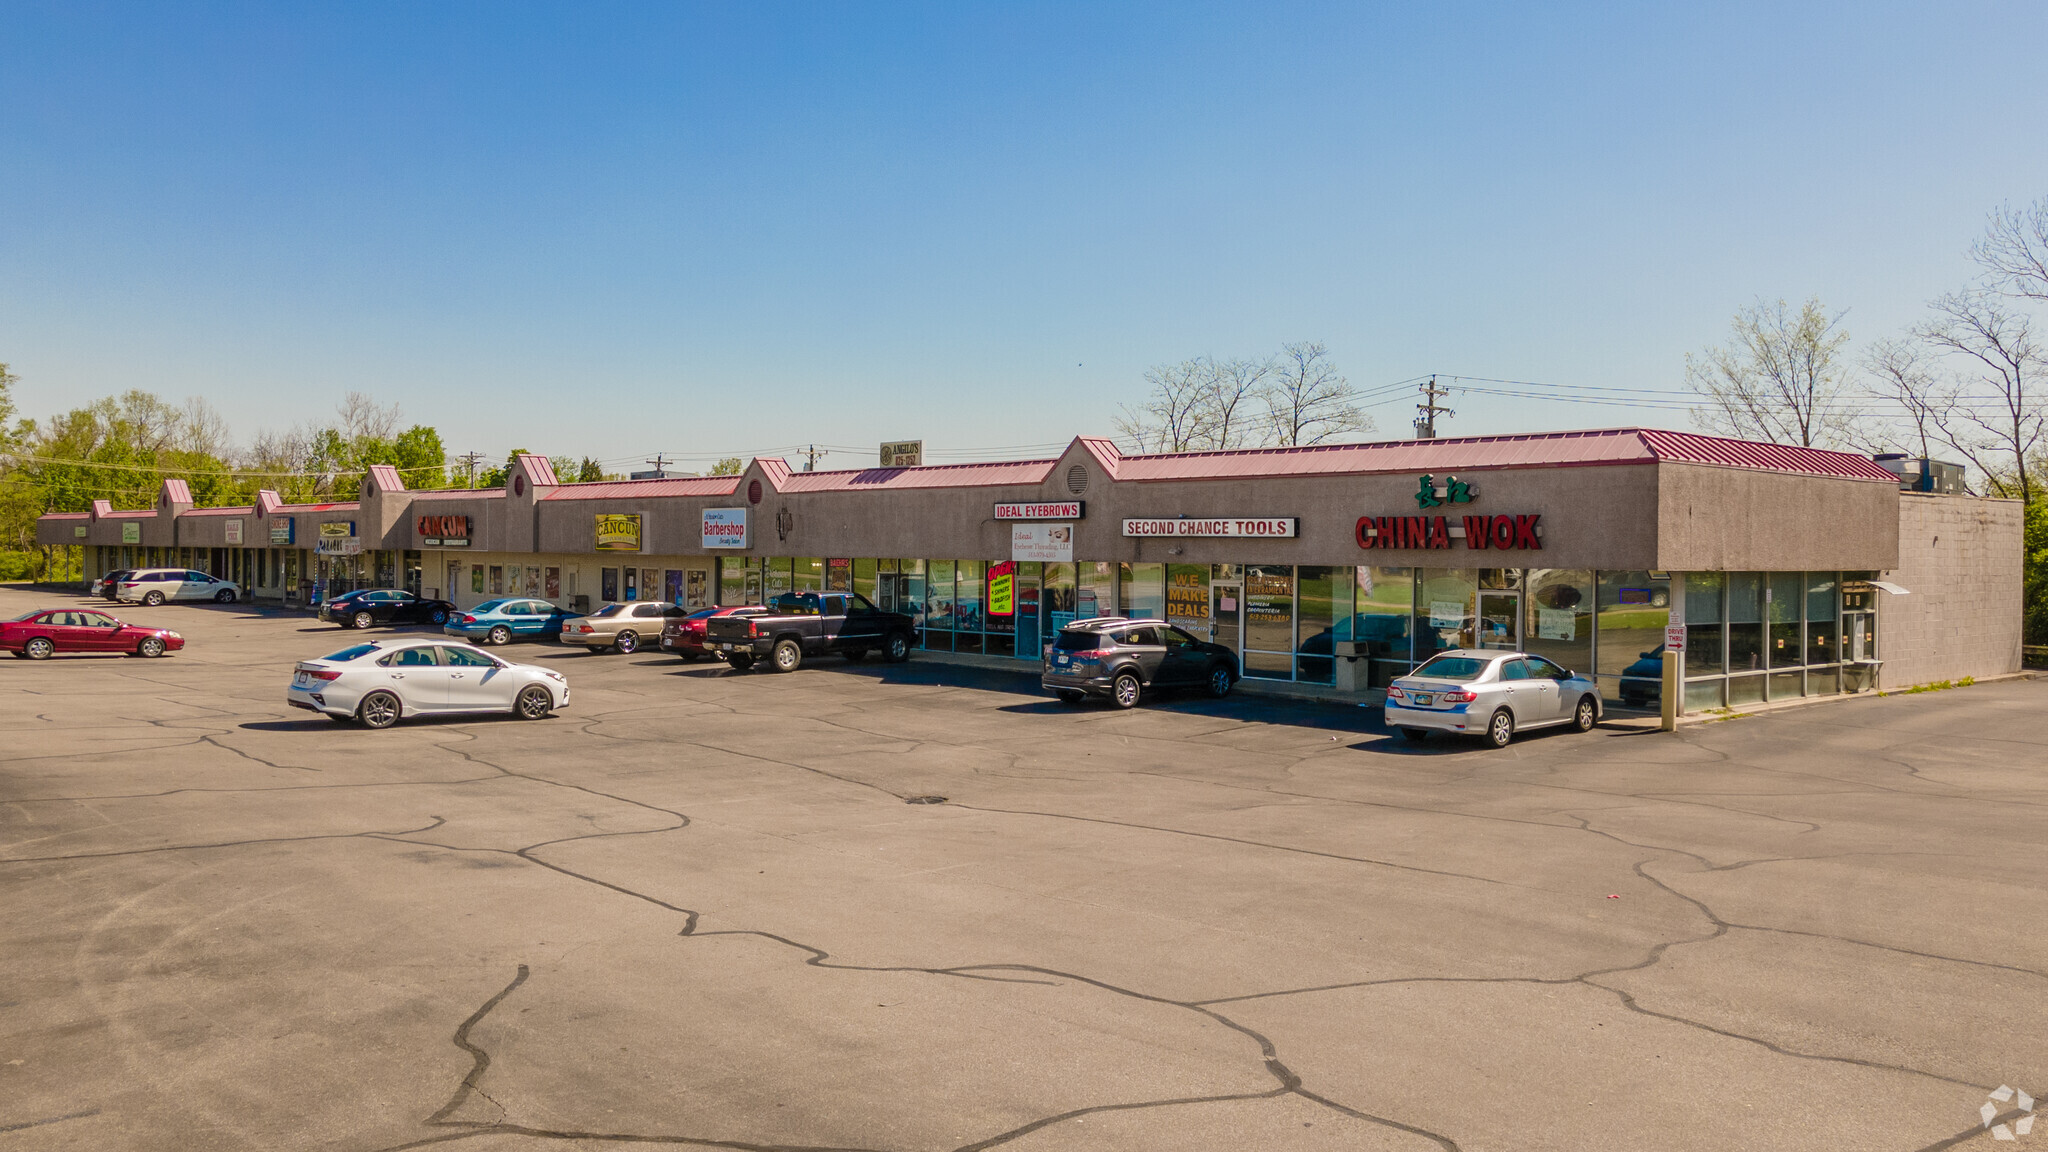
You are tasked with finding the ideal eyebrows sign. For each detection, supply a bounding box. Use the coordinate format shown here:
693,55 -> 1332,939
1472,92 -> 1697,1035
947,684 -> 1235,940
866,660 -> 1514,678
1357,513 -> 1544,550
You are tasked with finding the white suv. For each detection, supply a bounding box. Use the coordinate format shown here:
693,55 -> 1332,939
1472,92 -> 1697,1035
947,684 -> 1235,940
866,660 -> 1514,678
118,569 -> 242,606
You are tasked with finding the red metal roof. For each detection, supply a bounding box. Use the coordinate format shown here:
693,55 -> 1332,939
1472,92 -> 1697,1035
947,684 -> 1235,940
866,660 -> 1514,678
1101,428 -> 1897,483
161,478 -> 193,504
541,476 -> 743,501
40,511 -> 89,520
411,487 -> 506,501
276,502 -> 359,512
777,459 -> 1058,493
183,506 -> 254,517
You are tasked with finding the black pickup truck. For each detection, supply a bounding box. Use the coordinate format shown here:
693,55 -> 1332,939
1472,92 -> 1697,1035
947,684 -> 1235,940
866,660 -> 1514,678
703,591 -> 919,672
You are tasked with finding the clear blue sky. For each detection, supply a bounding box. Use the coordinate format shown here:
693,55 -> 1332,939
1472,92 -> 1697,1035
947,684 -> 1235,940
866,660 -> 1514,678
5,2 -> 2046,472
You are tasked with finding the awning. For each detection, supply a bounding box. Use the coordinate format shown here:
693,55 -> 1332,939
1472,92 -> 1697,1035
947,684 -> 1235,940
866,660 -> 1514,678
1869,581 -> 1911,595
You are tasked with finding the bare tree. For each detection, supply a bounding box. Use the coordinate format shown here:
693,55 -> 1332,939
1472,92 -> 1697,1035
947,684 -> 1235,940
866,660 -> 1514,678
1203,357 -> 1271,449
1262,341 -> 1370,446
1862,337 -> 1953,460
1685,297 -> 1860,448
1973,196 -> 2048,303
1115,358 -> 1217,452
336,392 -> 402,444
1915,289 -> 2045,503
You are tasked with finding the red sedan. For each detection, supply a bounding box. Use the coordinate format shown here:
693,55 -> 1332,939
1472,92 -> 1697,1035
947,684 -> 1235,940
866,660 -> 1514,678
2,608 -> 185,659
660,605 -> 770,661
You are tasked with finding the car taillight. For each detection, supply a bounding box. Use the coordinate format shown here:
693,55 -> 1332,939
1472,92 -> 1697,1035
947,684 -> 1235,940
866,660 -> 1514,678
576,625 -> 593,633
460,615 -> 476,624
1387,686 -> 1406,699
748,622 -> 760,637
1441,690 -> 1477,702
304,669 -> 343,681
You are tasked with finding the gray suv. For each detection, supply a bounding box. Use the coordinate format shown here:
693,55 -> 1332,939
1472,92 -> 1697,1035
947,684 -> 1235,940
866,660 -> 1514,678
1042,617 -> 1238,708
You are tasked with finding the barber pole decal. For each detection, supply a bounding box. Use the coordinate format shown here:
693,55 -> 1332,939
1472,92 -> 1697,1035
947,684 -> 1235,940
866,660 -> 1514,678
1355,513 -> 1543,550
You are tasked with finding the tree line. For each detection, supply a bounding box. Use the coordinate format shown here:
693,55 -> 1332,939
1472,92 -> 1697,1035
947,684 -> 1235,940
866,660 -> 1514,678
1114,341 -> 1373,452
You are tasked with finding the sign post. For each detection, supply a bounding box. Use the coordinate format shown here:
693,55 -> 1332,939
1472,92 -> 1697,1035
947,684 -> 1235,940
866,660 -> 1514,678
1661,623 -> 1686,731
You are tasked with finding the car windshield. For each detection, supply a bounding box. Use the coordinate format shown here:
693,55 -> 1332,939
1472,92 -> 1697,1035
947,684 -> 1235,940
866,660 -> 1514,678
1054,629 -> 1105,651
1411,655 -> 1492,682
321,644 -> 382,662
684,608 -> 721,620
471,599 -> 508,613
591,604 -> 624,618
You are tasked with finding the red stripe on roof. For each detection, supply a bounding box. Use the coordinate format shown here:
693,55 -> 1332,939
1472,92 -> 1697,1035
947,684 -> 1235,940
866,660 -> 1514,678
411,488 -> 506,501
38,512 -> 90,520
1635,429 -> 1900,481
183,506 -> 255,517
541,476 -> 744,500
777,459 -> 1058,492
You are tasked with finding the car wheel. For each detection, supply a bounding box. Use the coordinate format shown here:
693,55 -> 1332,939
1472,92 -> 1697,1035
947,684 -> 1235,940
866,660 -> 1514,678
514,685 -> 553,719
771,639 -> 802,673
353,611 -> 375,630
884,632 -> 911,662
1055,689 -> 1085,704
726,655 -> 755,671
1485,708 -> 1514,749
1573,695 -> 1598,732
430,608 -> 449,625
1111,672 -> 1142,709
488,625 -> 511,646
143,590 -> 165,606
215,589 -> 236,603
357,690 -> 402,729
613,630 -> 638,654
24,637 -> 54,660
137,636 -> 166,658
1400,727 -> 1429,742
1204,663 -> 1234,699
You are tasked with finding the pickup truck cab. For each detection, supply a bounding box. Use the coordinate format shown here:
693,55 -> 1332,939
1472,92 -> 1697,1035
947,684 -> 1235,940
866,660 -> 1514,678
704,592 -> 918,672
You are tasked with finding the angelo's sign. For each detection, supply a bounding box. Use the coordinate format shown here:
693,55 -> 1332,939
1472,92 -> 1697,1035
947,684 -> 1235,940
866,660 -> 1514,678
595,513 -> 643,552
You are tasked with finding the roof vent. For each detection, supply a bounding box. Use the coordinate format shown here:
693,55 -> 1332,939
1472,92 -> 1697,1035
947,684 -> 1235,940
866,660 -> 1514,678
1066,464 -> 1088,494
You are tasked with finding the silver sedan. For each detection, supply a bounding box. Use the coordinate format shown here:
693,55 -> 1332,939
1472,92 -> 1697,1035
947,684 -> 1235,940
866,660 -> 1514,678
286,638 -> 570,729
1384,649 -> 1602,748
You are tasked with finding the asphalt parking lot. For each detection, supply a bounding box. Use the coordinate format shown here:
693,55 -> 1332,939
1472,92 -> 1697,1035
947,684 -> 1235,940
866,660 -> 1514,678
2,585 -> 2043,1152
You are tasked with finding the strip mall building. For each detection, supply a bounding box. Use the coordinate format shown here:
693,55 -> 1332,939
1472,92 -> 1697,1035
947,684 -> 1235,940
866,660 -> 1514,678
40,428 -> 2023,714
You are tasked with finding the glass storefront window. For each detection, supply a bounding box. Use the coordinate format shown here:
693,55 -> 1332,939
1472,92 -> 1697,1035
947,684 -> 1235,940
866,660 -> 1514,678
1165,564 -> 1211,640
925,560 -> 956,649
1043,563 -> 1076,635
1805,574 -> 1838,666
1078,562 -> 1114,620
961,560 -> 989,654
1767,572 -> 1802,668
793,557 -> 823,594
1242,564 -> 1295,680
718,557 -> 745,605
1013,562 -> 1042,656
1727,573 -> 1763,673
984,561 -> 1015,657
1294,565 -> 1350,685
1417,569 -> 1478,660
1595,571 -> 1668,709
497,566 -> 512,597
1728,673 -> 1767,706
853,558 -> 878,605
1524,568 -> 1593,678
897,559 -> 926,627
1119,563 -> 1166,621
1356,565 -> 1416,688
1684,572 -> 1724,677
1685,679 -> 1725,711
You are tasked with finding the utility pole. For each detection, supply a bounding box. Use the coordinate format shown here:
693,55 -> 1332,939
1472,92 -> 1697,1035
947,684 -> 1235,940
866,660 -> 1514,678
454,452 -> 485,489
643,453 -> 672,477
799,445 -> 825,472
1415,375 -> 1454,439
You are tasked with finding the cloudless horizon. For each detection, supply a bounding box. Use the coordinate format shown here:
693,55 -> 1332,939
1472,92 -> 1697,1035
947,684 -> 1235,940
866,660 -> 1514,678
5,2 -> 2047,474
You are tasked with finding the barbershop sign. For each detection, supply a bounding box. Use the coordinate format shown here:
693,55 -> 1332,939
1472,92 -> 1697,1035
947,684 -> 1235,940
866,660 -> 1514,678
1123,517 -> 1297,538
1357,513 -> 1543,551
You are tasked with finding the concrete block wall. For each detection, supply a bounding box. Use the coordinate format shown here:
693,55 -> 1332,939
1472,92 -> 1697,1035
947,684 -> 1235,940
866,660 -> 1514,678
1878,493 -> 2023,689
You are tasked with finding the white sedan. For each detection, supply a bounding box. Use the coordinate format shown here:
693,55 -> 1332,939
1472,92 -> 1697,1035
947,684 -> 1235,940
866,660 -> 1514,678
287,638 -> 569,728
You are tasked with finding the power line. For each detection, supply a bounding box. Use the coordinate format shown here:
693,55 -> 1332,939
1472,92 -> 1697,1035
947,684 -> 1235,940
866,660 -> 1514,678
1414,375 -> 1454,439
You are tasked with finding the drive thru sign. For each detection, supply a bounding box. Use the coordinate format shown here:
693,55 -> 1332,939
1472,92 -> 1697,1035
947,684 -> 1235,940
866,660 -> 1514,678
1665,624 -> 1687,651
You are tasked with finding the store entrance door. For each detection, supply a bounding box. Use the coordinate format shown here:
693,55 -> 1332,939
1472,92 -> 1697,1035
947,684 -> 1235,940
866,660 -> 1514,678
1211,583 -> 1242,653
1477,591 -> 1520,650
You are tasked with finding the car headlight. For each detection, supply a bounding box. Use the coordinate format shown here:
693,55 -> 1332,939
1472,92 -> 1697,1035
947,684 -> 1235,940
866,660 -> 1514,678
166,632 -> 182,639
541,670 -> 564,681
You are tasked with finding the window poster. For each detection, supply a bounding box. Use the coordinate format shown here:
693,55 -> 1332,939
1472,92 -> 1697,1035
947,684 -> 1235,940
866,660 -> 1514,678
827,558 -> 853,592
1429,601 -> 1464,629
489,566 -> 504,595
545,567 -> 561,599
1166,565 -> 1209,627
686,568 -> 708,608
1538,607 -> 1575,641
988,561 -> 1015,616
471,565 -> 485,594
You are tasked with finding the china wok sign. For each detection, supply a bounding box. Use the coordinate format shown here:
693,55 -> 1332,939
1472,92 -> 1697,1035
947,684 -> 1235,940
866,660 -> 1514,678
1357,513 -> 1543,551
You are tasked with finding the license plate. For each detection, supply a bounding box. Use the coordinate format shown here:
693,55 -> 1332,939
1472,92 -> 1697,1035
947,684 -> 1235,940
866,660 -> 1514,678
719,643 -> 733,651
1413,693 -> 1433,705
1056,655 -> 1069,665
293,672 -> 311,687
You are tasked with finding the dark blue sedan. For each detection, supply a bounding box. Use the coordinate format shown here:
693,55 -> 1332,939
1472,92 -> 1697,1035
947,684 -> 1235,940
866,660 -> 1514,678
443,598 -> 577,646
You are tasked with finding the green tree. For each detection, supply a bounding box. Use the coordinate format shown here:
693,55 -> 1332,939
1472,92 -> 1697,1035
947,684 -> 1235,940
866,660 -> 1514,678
709,457 -> 744,475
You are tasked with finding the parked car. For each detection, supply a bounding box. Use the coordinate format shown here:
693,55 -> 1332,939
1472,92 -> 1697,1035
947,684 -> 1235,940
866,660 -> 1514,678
1042,617 -> 1238,708
320,588 -> 459,630
2,607 -> 183,659
660,605 -> 771,661
286,638 -> 568,728
1384,649 -> 1601,748
116,569 -> 241,606
442,598 -> 577,646
560,601 -> 685,654
92,569 -> 135,600
703,591 -> 917,671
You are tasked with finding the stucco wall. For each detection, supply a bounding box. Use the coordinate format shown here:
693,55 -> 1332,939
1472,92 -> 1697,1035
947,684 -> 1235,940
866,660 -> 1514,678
1656,463 -> 1899,571
1877,494 -> 2023,689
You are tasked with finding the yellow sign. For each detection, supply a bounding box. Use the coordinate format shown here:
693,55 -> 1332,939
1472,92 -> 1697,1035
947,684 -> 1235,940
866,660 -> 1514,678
988,562 -> 1015,616
880,440 -> 923,467
594,513 -> 642,552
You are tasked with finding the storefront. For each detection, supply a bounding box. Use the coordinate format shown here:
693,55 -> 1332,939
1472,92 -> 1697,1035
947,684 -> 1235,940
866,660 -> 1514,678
42,430 -> 2023,714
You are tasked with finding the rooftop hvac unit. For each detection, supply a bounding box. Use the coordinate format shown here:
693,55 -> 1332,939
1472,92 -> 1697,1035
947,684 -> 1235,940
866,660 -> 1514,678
1872,455 -> 1967,494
